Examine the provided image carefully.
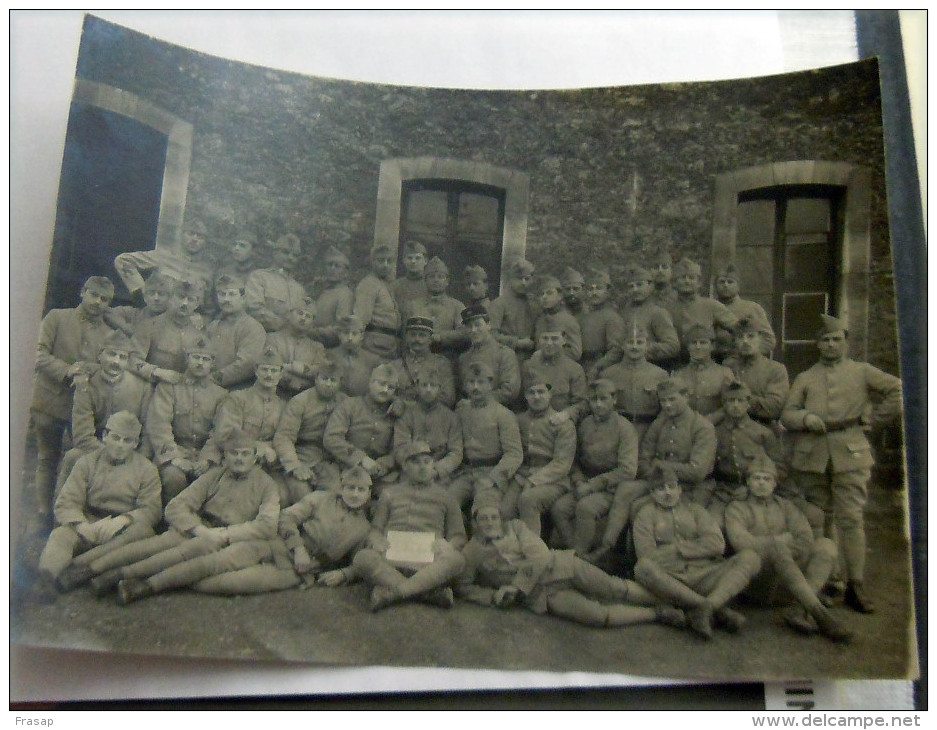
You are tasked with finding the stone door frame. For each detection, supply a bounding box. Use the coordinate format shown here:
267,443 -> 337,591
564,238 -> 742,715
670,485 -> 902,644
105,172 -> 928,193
712,160 -> 872,359
373,157 -> 530,295
72,78 -> 194,254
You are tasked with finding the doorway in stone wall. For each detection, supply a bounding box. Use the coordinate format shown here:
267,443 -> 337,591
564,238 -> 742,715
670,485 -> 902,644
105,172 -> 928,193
735,185 -> 846,379
712,161 -> 871,381
398,179 -> 506,303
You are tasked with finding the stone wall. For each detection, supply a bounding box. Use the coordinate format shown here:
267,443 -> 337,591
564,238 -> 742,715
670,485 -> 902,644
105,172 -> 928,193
71,16 -> 898,374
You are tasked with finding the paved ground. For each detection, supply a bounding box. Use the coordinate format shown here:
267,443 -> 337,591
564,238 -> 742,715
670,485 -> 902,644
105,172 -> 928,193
10,482 -> 917,684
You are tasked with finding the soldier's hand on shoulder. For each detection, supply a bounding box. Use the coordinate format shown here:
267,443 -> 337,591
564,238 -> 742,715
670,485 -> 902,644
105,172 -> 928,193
153,368 -> 183,384
291,465 -> 314,482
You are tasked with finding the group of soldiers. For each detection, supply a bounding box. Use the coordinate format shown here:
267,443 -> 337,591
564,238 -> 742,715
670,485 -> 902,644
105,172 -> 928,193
22,225 -> 903,644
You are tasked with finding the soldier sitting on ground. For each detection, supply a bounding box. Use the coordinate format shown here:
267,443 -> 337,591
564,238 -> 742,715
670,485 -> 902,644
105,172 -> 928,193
632,465 -> 761,640
724,452 -> 853,643
32,412 -> 163,602
353,441 -> 467,612
85,429 -> 280,602
456,504 -> 686,630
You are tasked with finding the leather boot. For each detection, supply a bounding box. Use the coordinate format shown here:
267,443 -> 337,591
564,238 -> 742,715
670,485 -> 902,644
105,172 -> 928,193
844,581 -> 875,614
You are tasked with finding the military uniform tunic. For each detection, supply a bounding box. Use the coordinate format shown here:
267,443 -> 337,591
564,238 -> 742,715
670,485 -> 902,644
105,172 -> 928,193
674,360 -> 736,417
619,300 -> 681,365
390,351 -> 457,408
393,400 -> 463,479
71,370 -> 153,452
245,268 -> 308,332
353,274 -> 401,358
312,283 -> 355,346
31,307 -> 118,420
146,376 -> 228,466
205,311 -> 267,389
521,352 -> 587,413
273,388 -> 348,474
130,312 -> 203,381
457,339 -> 522,406
328,345 -> 385,398
724,353 -> 790,423
600,360 -> 668,438
322,395 -> 396,467
670,294 -> 739,357
279,490 -> 370,566
488,291 -> 539,350
203,385 -> 286,464
264,331 -> 330,395
578,303 -> 625,373
534,307 -> 583,362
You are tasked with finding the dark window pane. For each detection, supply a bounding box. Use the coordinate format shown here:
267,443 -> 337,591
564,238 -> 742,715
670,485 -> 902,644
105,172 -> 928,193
457,193 -> 500,236
784,241 -> 831,290
785,198 -> 830,234
783,292 -> 827,342
735,245 -> 773,294
406,190 -> 449,232
783,343 -> 819,380
736,199 -> 775,247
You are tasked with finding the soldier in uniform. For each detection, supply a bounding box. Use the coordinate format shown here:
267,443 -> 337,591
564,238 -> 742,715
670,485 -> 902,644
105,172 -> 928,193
216,230 -> 259,281
392,368 -> 463,485
129,279 -> 205,384
704,381 -> 787,530
550,379 -> 639,557
56,331 -> 153,491
113,220 -> 215,307
713,262 -> 775,360
95,430 -> 281,604
521,329 -> 587,416
534,275 -> 582,362
245,233 -> 308,333
205,274 -> 267,390
619,265 -> 680,368
201,348 -> 287,501
411,257 -> 466,358
353,441 -> 467,611
632,465 -> 761,639
487,258 -> 538,358
264,297 -> 330,397
587,375 -> 717,565
457,504 -> 685,630
599,326 -> 668,441
353,244 -> 401,360
312,246 -> 355,348
30,275 -> 120,522
391,240 -> 429,319
673,323 -> 736,419
780,314 -> 903,613
670,258 -> 739,365
723,316 -> 790,427
329,314 -> 385,398
457,305 -> 521,407
322,362 -> 400,497
578,268 -> 625,378
273,357 -> 348,501
501,377 -> 577,537
462,264 -> 491,313
145,334 -> 228,504
648,247 -> 678,319
106,271 -> 174,336
725,452 -> 852,643
449,362 -> 523,516
389,315 -> 457,408
560,267 -> 588,322
32,412 -> 162,601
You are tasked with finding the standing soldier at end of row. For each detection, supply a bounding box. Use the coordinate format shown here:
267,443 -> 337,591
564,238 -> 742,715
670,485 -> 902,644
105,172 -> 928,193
781,314 -> 903,614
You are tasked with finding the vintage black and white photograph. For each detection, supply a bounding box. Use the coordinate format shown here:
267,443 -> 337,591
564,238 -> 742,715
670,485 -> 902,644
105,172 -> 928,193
11,12 -> 919,687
